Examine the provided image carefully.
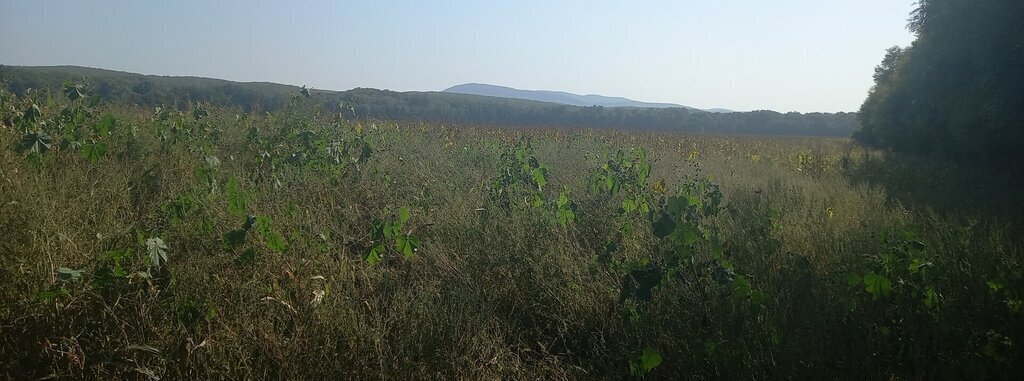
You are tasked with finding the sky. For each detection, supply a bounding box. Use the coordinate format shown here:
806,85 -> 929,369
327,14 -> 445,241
0,0 -> 916,113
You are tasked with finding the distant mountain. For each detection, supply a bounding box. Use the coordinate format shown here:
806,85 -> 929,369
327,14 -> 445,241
444,83 -> 733,112
445,83 -> 683,109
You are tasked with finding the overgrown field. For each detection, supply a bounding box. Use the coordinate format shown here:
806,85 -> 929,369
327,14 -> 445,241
1,89 -> 1022,379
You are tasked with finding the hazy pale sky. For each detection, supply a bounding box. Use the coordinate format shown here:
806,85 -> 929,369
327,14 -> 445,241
1,0 -> 916,113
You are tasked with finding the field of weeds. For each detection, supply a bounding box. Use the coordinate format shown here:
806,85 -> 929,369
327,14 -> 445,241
1,90 -> 1022,379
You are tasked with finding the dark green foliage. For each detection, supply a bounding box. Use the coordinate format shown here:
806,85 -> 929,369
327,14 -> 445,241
856,0 -> 1024,170
17,130 -> 52,155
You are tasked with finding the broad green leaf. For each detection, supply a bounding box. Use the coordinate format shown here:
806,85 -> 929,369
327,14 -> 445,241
94,114 -> 116,136
515,147 -> 528,163
145,237 -> 169,270
383,221 -> 400,240
103,250 -> 130,277
395,234 -> 420,258
679,223 -> 699,245
365,244 -> 384,265
531,194 -> 545,208
622,198 -> 636,213
104,249 -> 131,261
226,176 -> 247,215
56,267 -> 84,281
666,196 -> 688,215
81,142 -> 107,164
25,103 -> 42,123
62,83 -> 85,101
651,212 -> 676,239
256,216 -> 273,237
531,168 -> 547,190
370,220 -> 385,241
863,272 -> 892,300
18,131 -> 53,155
630,347 -> 663,376
640,347 -> 663,372
265,232 -> 288,252
686,194 -> 702,208
731,275 -> 752,299
637,162 -> 651,185
398,207 -> 411,224
557,208 -> 575,226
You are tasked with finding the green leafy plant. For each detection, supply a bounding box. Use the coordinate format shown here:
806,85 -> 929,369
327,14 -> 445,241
555,188 -> 577,226
195,156 -> 220,193
851,229 -> 939,310
93,249 -> 133,286
80,142 -> 107,164
17,130 -> 53,155
62,81 -> 85,101
488,140 -> 548,207
225,176 -> 247,216
255,216 -> 288,252
629,347 -> 664,378
37,267 -> 84,301
593,148 -> 651,197
591,149 -> 743,376
145,237 -> 169,270
486,140 -> 578,226
365,207 -> 421,265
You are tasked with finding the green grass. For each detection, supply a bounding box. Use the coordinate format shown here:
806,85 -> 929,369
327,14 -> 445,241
1,91 -> 1022,379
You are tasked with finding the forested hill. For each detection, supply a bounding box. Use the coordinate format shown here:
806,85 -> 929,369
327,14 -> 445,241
1,65 -> 856,136
0,65 -> 302,109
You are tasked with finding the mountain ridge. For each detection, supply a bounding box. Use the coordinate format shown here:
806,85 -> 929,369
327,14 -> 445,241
444,83 -> 733,113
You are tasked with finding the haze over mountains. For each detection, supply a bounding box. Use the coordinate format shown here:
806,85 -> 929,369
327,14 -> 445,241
445,83 -> 734,113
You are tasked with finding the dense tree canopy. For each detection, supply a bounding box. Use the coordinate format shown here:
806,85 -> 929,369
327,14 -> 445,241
855,0 -> 1024,169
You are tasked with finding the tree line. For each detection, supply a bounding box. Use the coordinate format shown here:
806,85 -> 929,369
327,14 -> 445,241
2,65 -> 855,136
855,0 -> 1024,170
